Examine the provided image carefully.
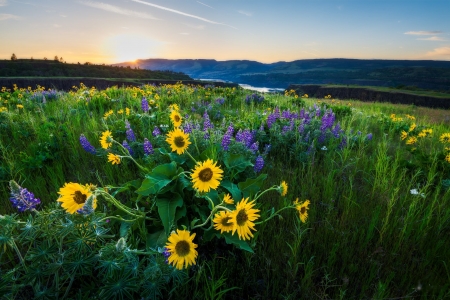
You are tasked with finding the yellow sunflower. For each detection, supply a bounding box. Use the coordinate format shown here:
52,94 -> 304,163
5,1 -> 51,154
57,182 -> 97,214
169,104 -> 180,111
230,198 -> 260,240
400,130 -> 408,140
408,123 -> 416,132
165,229 -> 198,270
108,153 -> 121,165
166,128 -> 191,155
295,199 -> 310,223
191,159 -> 223,192
280,181 -> 288,196
439,133 -> 450,144
446,154 -> 450,163
213,211 -> 234,233
406,136 -> 418,145
223,193 -> 234,205
100,130 -> 113,149
170,110 -> 183,128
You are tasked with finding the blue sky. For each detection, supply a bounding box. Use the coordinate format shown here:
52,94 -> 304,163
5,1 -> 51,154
0,0 -> 449,63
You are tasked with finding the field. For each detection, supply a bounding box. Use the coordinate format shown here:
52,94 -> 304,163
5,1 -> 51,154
1,83 -> 450,299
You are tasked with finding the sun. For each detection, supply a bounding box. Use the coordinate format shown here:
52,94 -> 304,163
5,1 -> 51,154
103,33 -> 159,63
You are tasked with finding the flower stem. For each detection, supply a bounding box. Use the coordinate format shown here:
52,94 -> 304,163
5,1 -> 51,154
185,150 -> 198,164
253,186 -> 279,202
254,205 -> 296,225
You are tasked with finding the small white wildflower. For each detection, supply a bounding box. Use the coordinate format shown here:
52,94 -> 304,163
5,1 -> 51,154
321,146 -> 328,151
410,189 -> 419,195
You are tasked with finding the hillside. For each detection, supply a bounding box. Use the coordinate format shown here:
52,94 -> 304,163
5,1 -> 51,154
116,58 -> 450,92
0,59 -> 192,80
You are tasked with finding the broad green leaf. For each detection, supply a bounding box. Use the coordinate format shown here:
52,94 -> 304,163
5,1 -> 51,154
147,230 -> 167,249
159,147 -> 188,164
120,221 -> 132,237
238,174 -> 268,199
204,189 -> 219,209
221,180 -> 242,202
224,153 -> 253,174
136,162 -> 178,196
156,193 -> 184,236
174,205 -> 187,224
222,232 -> 254,253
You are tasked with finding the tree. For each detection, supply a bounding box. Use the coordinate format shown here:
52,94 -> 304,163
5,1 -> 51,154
11,53 -> 17,61
44,57 -> 48,60
54,55 -> 59,62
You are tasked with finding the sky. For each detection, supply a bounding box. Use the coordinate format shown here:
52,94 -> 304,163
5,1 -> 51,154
1,0 -> 449,64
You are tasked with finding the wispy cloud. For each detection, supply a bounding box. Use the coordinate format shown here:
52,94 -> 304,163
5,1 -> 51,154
0,13 -> 21,21
197,1 -> 213,9
404,30 -> 442,35
10,0 -> 50,8
130,0 -> 237,29
418,36 -> 446,41
179,32 -> 190,35
79,1 -> 157,20
238,10 -> 252,17
182,23 -> 205,30
424,46 -> 450,58
0,0 -> 7,6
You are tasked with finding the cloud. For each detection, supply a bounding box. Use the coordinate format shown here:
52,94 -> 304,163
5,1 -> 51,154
404,30 -> 442,35
418,36 -> 446,41
179,32 -> 189,35
424,47 -> 450,58
238,10 -> 252,17
53,24 -> 61,28
130,0 -> 237,29
0,0 -> 7,6
0,13 -> 21,20
79,1 -> 157,20
197,1 -> 213,9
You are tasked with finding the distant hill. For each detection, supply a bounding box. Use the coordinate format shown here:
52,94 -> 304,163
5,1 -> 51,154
0,59 -> 192,80
115,58 -> 450,92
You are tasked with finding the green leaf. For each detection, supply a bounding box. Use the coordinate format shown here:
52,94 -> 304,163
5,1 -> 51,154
159,147 -> 188,164
156,193 -> 184,236
111,179 -> 142,197
199,143 -> 219,161
120,221 -> 132,237
222,232 -> 254,253
136,162 -> 178,196
238,174 -> 268,199
147,229 -> 167,250
221,180 -> 242,202
224,153 -> 253,174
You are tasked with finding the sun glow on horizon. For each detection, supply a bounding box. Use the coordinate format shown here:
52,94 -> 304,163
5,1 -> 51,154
103,34 -> 160,63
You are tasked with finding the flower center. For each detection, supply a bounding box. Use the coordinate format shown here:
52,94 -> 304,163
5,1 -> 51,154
175,240 -> 190,257
73,191 -> 87,204
174,115 -> 180,122
300,207 -> 306,214
174,136 -> 185,148
198,168 -> 213,182
221,216 -> 233,227
236,209 -> 248,226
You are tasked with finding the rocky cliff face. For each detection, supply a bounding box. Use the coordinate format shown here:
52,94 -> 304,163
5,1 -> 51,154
287,84 -> 450,109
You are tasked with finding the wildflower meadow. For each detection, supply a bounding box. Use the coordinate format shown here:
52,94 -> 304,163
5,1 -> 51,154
0,83 -> 449,299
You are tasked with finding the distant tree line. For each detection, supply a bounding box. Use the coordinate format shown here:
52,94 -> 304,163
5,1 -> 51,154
3,57 -> 191,80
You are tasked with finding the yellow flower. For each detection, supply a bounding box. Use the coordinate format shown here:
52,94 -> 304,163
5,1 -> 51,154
107,153 -> 121,165
117,109 -> 124,114
170,110 -> 183,128
0,107 -> 7,113
418,132 -> 426,138
16,104 -> 24,109
100,130 -> 113,149
191,159 -> 223,192
126,108 -> 130,116
230,198 -> 260,240
295,199 -> 310,223
401,130 -> 408,140
406,114 -> 416,120
166,128 -> 191,155
406,136 -> 418,145
439,133 -> 450,144
390,114 -> 396,120
57,182 -> 97,214
424,128 -> 433,135
169,104 -> 180,111
223,194 -> 234,205
408,123 -> 416,132
213,211 -> 234,233
103,110 -> 113,119
280,181 -> 288,196
446,154 -> 450,163
165,229 -> 198,270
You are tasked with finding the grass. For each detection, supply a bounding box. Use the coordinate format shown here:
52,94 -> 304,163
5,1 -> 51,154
0,83 -> 449,299
325,84 -> 450,98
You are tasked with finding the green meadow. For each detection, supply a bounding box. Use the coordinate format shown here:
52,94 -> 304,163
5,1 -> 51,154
0,83 -> 449,299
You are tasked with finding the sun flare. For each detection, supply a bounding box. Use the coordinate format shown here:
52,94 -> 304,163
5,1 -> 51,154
103,34 -> 159,63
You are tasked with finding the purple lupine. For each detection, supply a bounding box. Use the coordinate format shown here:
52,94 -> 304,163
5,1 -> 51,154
9,180 -> 40,212
141,97 -> 149,113
203,110 -> 213,131
298,121 -> 305,134
267,113 -> 278,129
79,134 -> 96,155
125,120 -> 136,142
152,126 -> 161,137
221,123 -> 234,151
143,138 -> 154,155
163,248 -> 171,264
282,125 -> 290,135
366,133 -> 373,141
320,110 -> 335,131
254,155 -> 264,173
122,140 -> 134,156
318,133 -> 326,144
236,129 -> 254,148
299,108 -> 305,119
339,136 -> 347,149
249,142 -> 259,153
216,97 -> 225,105
184,121 -> 193,134
332,123 -> 341,138
76,195 -> 95,215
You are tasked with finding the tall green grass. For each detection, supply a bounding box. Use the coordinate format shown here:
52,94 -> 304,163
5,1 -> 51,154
1,83 -> 449,299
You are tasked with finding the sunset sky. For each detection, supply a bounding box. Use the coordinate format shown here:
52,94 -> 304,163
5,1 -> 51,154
1,0 -> 449,64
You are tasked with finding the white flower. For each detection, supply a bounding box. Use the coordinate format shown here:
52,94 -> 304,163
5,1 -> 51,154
410,189 -> 419,195
321,146 -> 328,151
